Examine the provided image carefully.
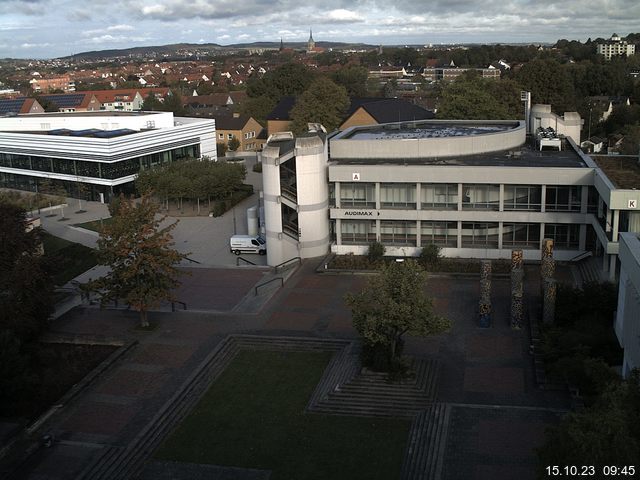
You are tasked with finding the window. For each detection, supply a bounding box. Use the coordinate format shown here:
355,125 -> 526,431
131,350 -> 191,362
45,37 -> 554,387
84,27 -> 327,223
502,223 -> 540,249
380,221 -> 417,246
461,222 -> 500,248
545,224 -> 579,249
219,133 -> 224,139
421,183 -> 458,209
339,182 -> 376,208
380,183 -> 416,209
462,184 -> 499,210
421,221 -> 457,247
545,186 -> 581,212
504,185 -> 541,211
227,134 -> 233,140
341,220 -> 376,244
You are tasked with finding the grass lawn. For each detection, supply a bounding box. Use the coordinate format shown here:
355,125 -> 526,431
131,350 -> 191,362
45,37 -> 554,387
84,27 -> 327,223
155,350 -> 410,480
74,216 -> 113,233
42,232 -> 98,285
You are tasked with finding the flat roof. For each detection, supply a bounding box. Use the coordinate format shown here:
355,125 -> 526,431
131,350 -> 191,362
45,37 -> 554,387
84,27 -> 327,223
14,111 -> 157,118
344,122 -> 516,140
593,156 -> 640,189
330,139 -> 587,168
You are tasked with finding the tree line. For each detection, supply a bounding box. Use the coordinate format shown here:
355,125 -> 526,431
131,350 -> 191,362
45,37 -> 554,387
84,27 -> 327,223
135,159 -> 248,214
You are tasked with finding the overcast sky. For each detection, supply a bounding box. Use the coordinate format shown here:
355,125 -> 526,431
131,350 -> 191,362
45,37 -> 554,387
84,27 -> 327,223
0,0 -> 638,59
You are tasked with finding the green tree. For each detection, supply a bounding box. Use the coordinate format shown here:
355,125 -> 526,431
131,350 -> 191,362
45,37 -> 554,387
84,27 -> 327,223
217,142 -> 228,158
537,371 -> 640,474
332,66 -> 369,97
0,202 -> 53,343
516,59 -> 576,112
86,194 -> 187,327
228,136 -> 241,152
141,93 -> 162,111
246,62 -> 315,102
345,260 -> 450,370
290,77 -> 349,134
438,74 -> 513,120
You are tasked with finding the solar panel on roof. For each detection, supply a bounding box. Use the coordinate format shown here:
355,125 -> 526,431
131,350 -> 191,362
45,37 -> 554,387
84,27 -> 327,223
40,94 -> 85,109
0,98 -> 26,115
92,129 -> 136,138
70,129 -> 101,136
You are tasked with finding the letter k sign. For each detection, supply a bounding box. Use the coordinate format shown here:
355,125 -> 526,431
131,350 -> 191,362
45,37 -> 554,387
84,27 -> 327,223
629,199 -> 637,209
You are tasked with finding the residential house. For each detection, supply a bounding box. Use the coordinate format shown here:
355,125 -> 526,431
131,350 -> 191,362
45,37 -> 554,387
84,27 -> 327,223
29,75 -> 75,93
214,114 -> 265,152
87,89 -> 144,111
597,33 -> 636,60
339,98 -> 435,131
0,97 -> 45,115
37,93 -> 101,112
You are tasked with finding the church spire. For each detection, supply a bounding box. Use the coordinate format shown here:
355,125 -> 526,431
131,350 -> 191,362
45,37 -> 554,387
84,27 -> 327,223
307,28 -> 315,52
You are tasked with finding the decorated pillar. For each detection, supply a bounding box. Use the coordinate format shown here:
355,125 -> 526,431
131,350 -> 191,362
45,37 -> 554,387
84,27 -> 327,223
510,249 -> 524,329
543,278 -> 557,324
479,259 -> 492,327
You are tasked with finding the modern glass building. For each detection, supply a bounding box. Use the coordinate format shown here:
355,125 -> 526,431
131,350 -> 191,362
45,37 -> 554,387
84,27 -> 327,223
0,111 -> 216,202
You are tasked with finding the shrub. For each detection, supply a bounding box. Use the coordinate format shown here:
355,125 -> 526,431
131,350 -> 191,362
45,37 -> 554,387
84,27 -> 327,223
367,241 -> 385,264
252,162 -> 263,173
418,244 -> 441,268
108,195 -> 122,217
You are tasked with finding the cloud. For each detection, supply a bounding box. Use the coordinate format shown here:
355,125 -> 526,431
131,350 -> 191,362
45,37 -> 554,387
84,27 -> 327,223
82,24 -> 135,37
326,9 -> 364,22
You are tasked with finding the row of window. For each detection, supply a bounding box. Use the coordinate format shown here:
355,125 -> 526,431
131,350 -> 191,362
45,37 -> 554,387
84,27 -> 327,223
334,183 -> 593,212
0,145 -> 199,180
339,220 -> 580,249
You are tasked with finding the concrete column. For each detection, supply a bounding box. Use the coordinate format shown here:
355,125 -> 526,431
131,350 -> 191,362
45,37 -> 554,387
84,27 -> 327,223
580,185 -> 588,214
375,183 -> 381,210
609,254 -> 617,281
498,221 -> 503,250
335,218 -> 342,245
606,208 -> 612,233
416,220 -> 422,247
579,224 -> 587,251
540,185 -> 546,213
416,183 -> 421,210
457,220 -> 462,248
613,210 -> 620,241
499,184 -> 505,212
335,182 -> 341,208
603,253 -> 609,273
458,183 -> 463,211
376,219 -> 381,242
539,223 -> 545,249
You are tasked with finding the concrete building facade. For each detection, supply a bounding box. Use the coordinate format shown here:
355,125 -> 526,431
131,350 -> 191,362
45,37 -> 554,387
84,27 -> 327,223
615,232 -> 640,377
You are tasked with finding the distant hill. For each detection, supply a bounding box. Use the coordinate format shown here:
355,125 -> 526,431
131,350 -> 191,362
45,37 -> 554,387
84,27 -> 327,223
63,41 -> 377,60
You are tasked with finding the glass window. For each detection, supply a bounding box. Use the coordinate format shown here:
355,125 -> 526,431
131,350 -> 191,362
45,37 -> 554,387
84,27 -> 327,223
341,220 -> 376,244
421,183 -> 458,210
421,221 -> 457,247
76,160 -> 101,178
504,185 -> 542,211
101,158 -> 141,179
502,223 -> 541,249
461,222 -> 500,248
31,156 -> 52,172
544,224 -> 580,249
52,158 -> 76,175
462,184 -> 500,210
545,186 -> 581,212
380,221 -> 417,246
380,183 -> 416,209
339,182 -> 376,209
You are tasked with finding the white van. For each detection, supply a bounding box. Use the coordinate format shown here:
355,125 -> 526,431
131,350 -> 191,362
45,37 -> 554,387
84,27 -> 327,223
229,235 -> 267,255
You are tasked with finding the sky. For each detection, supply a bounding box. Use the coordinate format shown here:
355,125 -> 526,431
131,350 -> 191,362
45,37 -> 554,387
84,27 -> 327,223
0,0 -> 639,59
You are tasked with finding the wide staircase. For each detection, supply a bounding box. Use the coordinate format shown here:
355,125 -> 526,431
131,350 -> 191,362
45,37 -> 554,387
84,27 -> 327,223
574,256 -> 604,287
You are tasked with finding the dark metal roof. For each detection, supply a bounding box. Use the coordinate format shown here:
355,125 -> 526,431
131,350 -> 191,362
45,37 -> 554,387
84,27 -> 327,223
0,98 -> 28,115
266,96 -> 296,121
39,93 -> 87,109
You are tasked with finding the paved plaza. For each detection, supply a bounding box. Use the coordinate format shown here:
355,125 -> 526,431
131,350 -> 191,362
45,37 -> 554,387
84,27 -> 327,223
4,177 -> 572,479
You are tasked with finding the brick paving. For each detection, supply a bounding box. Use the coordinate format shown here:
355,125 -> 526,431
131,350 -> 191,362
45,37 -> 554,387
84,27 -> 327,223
7,262 -> 573,480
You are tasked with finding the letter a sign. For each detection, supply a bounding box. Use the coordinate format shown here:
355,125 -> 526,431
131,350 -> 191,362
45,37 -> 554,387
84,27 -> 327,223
352,172 -> 361,181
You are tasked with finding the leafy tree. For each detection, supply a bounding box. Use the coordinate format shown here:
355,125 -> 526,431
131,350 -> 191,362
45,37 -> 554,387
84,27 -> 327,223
418,244 -> 442,269
161,90 -> 187,116
141,93 -> 162,111
438,74 -> 516,120
332,66 -> 369,97
516,59 -> 576,112
367,241 -> 385,264
238,95 -> 276,126
0,202 -> 53,343
537,371 -> 640,473
217,142 -> 228,158
345,260 -> 450,371
228,136 -> 241,152
290,77 -> 349,134
86,194 -> 187,327
246,62 -> 315,102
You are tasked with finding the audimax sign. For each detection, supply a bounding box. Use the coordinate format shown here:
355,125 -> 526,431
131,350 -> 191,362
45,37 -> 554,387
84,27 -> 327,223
344,211 -> 380,216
